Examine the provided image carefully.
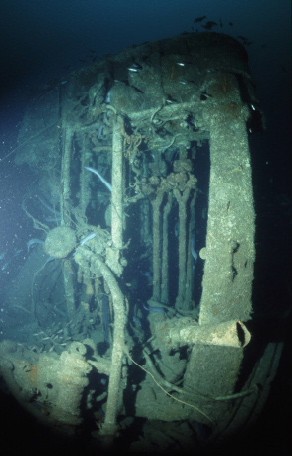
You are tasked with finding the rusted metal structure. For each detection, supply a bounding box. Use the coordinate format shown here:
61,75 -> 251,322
0,32 -> 283,451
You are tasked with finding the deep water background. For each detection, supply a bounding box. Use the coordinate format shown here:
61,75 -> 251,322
0,1 -> 291,455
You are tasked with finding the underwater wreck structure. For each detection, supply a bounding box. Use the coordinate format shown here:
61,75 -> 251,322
0,32 -> 283,450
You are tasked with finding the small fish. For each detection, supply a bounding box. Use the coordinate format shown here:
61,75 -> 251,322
202,21 -> 217,30
200,91 -> 212,100
128,62 -> 142,73
80,232 -> 97,246
176,61 -> 194,67
143,302 -> 166,314
166,94 -> 178,104
194,16 -> 206,23
85,166 -> 112,191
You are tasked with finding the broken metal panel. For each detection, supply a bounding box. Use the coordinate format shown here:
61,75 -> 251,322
0,340 -> 92,431
198,97 -> 255,326
154,318 -> 251,349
